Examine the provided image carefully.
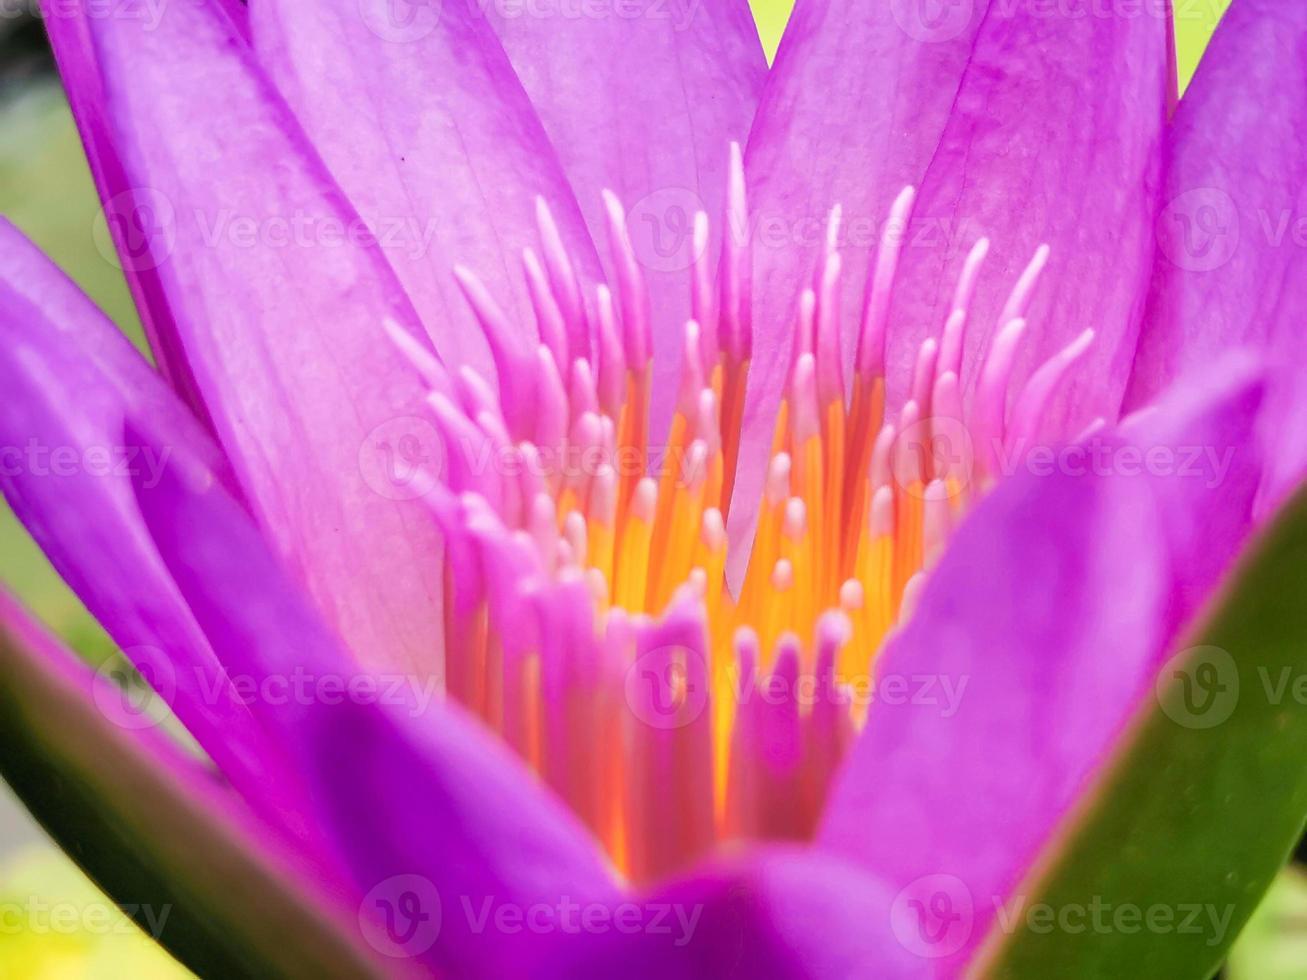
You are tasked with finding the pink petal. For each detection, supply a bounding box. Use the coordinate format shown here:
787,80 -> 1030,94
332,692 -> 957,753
1126,0 -> 1307,510
733,0 -> 993,568
1127,0 -> 1305,396
733,0 -> 1170,555
0,590 -> 388,977
79,0 -> 449,674
819,358 -> 1266,972
541,847 -> 923,978
0,220 -> 309,834
480,0 -> 766,432
133,440 -> 621,979
250,0 -> 602,376
883,5 -> 1170,432
38,0 -> 211,419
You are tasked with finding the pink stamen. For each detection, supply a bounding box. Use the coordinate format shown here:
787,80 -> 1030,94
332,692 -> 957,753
719,142 -> 752,362
973,317 -> 1029,481
384,317 -> 450,392
996,243 -> 1051,332
691,211 -> 718,367
601,189 -> 651,368
534,196 -> 587,359
425,170 -> 1105,883
522,247 -> 569,370
855,185 -> 916,378
1004,328 -> 1096,457
815,248 -> 845,409
453,264 -> 536,438
910,337 -> 939,417
533,345 -> 569,462
594,284 -> 626,418
949,237 -> 990,323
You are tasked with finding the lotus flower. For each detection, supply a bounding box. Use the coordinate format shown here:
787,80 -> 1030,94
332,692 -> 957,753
2,0 -> 1307,976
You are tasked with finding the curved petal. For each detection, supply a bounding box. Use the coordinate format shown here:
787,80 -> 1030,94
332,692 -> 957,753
479,0 -> 766,428
818,358 -> 1265,973
733,0 -> 1170,552
539,847 -> 922,979
0,591 -> 390,980
735,0 -> 985,527
1125,0 -> 1307,508
1260,377 -> 1307,516
974,485 -> 1307,977
1127,0 -> 1307,398
36,0 -> 212,421
0,220 -> 308,834
74,0 -> 448,674
1117,354 -> 1269,618
249,0 -> 602,376
883,3 -> 1170,429
744,0 -> 986,374
132,439 -> 621,980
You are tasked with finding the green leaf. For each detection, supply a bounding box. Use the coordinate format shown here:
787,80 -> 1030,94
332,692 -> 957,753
976,486 -> 1307,979
0,605 -> 389,980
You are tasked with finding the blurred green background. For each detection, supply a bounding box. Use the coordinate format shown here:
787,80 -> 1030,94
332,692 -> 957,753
7,0 -> 1304,976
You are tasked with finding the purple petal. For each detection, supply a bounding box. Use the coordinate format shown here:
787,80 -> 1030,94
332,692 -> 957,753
37,0 -> 211,419
0,220 -> 310,835
541,847 -> 923,979
77,0 -> 449,674
1260,376 -> 1307,515
0,590 -> 391,977
733,0 -> 1170,555
479,0 -> 766,430
133,438 -> 621,980
1127,0 -> 1307,397
250,0 -> 602,376
883,4 -> 1170,431
1126,0 -> 1307,509
1117,353 -> 1269,624
818,358 -> 1265,972
732,0 -> 992,568
744,0 -> 987,384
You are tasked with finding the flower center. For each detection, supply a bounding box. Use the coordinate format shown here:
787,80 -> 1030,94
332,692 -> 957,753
398,147 -> 1093,883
